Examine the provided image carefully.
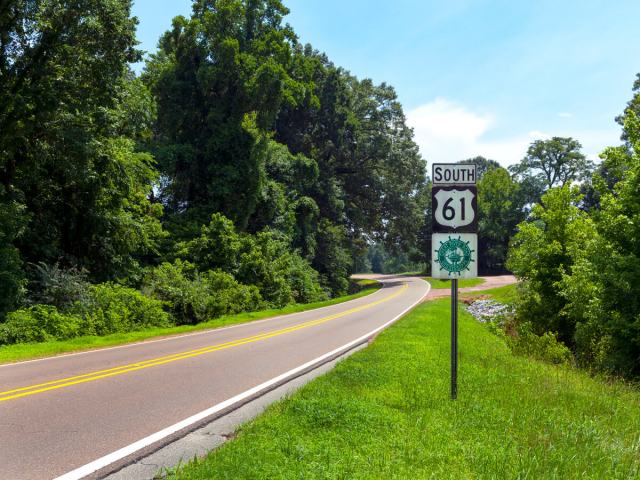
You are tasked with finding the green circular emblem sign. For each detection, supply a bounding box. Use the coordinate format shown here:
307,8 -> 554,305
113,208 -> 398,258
435,236 -> 475,276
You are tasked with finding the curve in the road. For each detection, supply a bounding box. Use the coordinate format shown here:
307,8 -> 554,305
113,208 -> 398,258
0,284 -> 408,404
0,275 -> 429,480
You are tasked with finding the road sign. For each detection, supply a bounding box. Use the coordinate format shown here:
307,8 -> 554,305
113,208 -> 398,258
432,186 -> 477,233
431,233 -> 478,279
430,163 -> 479,401
432,163 -> 477,185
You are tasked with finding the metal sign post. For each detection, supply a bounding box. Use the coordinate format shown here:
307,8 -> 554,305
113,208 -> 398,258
451,279 -> 458,399
431,163 -> 478,400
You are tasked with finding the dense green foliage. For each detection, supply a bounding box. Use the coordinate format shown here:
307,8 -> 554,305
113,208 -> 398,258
174,214 -> 327,306
0,283 -> 169,345
507,80 -> 640,377
0,0 -> 426,346
142,260 -> 263,324
1,0 -> 163,283
144,0 -> 427,283
0,281 -> 381,363
2,0 -> 639,381
507,187 -> 590,345
476,165 -> 527,272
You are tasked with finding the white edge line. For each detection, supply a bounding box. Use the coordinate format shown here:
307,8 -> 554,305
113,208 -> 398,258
54,278 -> 430,480
0,281 -> 390,369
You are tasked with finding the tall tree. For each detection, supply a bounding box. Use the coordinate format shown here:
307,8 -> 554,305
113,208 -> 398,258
145,0 -> 307,231
509,137 -> 593,190
0,0 -> 162,286
274,48 -> 428,255
458,156 -> 501,181
477,167 -> 525,273
148,8 -> 428,293
616,73 -> 640,144
507,186 -> 591,345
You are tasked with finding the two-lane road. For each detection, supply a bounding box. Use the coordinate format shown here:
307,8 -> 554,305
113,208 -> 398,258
0,275 -> 429,479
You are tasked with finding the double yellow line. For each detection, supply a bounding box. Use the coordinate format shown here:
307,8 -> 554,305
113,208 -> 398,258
0,284 -> 408,403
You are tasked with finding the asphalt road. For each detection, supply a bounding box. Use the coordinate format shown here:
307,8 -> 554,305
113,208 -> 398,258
0,275 -> 429,480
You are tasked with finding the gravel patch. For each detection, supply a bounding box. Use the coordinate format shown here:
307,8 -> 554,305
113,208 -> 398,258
466,300 -> 513,323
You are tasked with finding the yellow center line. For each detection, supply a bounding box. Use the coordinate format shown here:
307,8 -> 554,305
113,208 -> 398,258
0,283 -> 408,403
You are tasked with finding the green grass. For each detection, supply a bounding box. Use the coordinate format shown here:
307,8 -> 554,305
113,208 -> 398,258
168,290 -> 640,480
462,283 -> 519,305
354,278 -> 379,288
0,283 -> 381,365
424,276 -> 485,289
397,270 -> 426,277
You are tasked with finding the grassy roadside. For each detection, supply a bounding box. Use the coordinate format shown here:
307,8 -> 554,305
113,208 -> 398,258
0,280 -> 381,365
424,276 -> 485,289
461,283 -> 519,304
392,271 -> 485,289
168,285 -> 640,479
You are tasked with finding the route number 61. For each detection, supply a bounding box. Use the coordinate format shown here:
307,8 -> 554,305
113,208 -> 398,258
432,186 -> 478,233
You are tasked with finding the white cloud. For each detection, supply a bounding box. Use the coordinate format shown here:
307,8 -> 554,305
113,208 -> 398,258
406,98 -> 533,166
406,98 -> 620,167
558,112 -> 574,118
406,98 -> 492,142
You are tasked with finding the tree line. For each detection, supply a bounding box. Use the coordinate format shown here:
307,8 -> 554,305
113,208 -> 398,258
2,1 -> 638,378
507,78 -> 640,378
0,0 -> 427,342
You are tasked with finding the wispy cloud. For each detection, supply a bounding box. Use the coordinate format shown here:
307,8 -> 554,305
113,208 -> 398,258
558,112 -> 574,118
406,98 -> 620,166
406,98 -> 538,165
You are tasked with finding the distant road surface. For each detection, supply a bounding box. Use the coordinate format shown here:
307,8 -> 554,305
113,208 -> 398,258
0,275 -> 429,479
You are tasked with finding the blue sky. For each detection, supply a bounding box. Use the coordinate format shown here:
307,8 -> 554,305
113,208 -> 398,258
132,0 -> 640,166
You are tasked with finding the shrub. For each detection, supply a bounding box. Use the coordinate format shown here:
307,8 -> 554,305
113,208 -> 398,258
84,283 -> 171,335
507,187 -> 594,346
29,262 -> 91,310
141,260 -> 200,324
0,305 -> 82,344
177,214 -> 328,307
312,219 -> 351,296
175,213 -> 242,272
143,261 -> 263,324
237,230 -> 327,307
0,192 -> 27,320
508,321 -> 574,365
201,270 -> 263,318
285,254 -> 328,304
236,232 -> 294,307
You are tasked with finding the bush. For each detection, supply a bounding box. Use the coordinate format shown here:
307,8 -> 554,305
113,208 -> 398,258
507,187 -> 593,345
175,213 -> 242,272
201,270 -> 263,318
285,254 -> 328,304
312,219 -> 351,296
177,215 -> 327,307
508,321 -> 574,365
0,305 -> 82,344
143,261 -> 263,324
141,260 -> 200,324
0,284 -> 171,345
29,262 -> 91,310
0,192 -> 27,320
84,283 -> 171,335
237,230 -> 327,307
